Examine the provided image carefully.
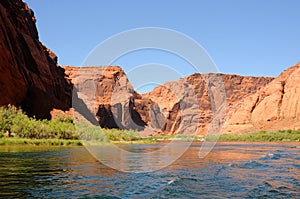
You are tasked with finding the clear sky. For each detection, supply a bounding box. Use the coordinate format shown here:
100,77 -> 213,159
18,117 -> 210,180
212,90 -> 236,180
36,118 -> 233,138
26,0 -> 300,80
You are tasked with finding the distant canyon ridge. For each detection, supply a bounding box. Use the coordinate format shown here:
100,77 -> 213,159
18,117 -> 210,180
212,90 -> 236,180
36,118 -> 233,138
1,0 -> 300,135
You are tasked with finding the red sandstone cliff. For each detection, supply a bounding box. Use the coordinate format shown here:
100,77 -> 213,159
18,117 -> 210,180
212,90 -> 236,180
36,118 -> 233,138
1,0 -> 298,136
62,66 -> 164,132
143,73 -> 273,135
0,0 -> 72,119
224,62 -> 300,133
63,65 -> 273,135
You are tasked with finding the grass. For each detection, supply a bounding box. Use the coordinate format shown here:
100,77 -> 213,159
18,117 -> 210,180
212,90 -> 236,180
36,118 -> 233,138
0,137 -> 82,146
0,130 -> 299,146
214,130 -> 300,142
0,105 -> 144,145
142,134 -> 203,142
1,105 -> 299,145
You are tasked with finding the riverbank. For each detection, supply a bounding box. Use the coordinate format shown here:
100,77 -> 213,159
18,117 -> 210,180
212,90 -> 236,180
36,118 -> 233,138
216,130 -> 300,142
0,138 -> 83,146
0,130 -> 299,146
2,106 -> 299,145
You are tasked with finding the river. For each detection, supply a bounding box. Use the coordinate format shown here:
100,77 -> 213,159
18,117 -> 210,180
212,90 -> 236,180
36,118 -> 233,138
0,142 -> 299,198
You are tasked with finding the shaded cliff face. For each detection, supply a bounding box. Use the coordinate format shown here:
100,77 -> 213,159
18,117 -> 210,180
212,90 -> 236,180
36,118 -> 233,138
2,0 -> 297,135
143,74 -> 273,135
0,0 -> 72,119
64,65 -> 273,135
224,63 -> 300,133
63,66 -> 165,132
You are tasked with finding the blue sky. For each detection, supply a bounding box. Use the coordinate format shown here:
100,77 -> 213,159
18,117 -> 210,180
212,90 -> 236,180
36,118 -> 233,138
26,0 -> 300,83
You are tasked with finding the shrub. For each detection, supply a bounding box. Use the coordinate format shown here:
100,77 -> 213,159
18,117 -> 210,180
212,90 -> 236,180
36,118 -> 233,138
0,105 -> 141,142
0,105 -> 77,139
218,130 -> 300,142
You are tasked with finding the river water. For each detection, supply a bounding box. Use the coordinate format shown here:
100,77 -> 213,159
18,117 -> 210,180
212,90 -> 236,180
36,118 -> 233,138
0,142 -> 299,198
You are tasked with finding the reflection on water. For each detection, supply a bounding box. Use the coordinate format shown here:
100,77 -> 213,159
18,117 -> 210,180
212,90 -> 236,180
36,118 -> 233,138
0,142 -> 299,198
86,141 -> 195,172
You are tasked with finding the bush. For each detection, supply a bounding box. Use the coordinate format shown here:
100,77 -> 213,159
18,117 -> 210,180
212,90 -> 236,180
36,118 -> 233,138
76,122 -> 107,142
75,122 -> 141,142
0,105 -> 77,139
104,128 -> 141,141
218,130 -> 300,142
0,105 -> 141,142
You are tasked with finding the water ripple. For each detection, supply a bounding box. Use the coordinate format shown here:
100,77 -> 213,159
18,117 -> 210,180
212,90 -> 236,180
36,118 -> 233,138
0,142 -> 299,198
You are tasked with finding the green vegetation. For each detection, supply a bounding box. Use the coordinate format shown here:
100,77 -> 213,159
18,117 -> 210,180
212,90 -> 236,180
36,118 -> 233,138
148,131 -> 300,142
0,105 -> 77,139
0,105 -> 142,145
76,122 -> 141,142
215,130 -> 300,142
1,105 -> 299,145
141,134 -> 202,142
0,138 -> 82,146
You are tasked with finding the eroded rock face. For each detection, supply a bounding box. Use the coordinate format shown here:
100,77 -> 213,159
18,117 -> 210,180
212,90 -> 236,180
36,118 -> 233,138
143,73 -> 273,135
63,66 -> 165,131
59,61 -> 300,133
224,63 -> 300,133
64,65 -> 273,135
0,0 -> 72,119
2,0 -> 298,136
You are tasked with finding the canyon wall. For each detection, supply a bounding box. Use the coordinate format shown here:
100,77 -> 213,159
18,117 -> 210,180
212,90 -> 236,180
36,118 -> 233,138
63,66 -> 165,133
224,62 -> 300,133
1,0 -> 299,136
0,0 -> 72,119
63,66 -> 273,135
143,73 -> 273,135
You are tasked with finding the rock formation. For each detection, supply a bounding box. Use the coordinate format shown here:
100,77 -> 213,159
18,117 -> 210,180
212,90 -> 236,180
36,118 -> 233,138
143,73 -> 273,135
63,65 -> 273,135
0,0 -> 72,119
2,0 -> 299,136
224,62 -> 300,133
63,66 -> 165,132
